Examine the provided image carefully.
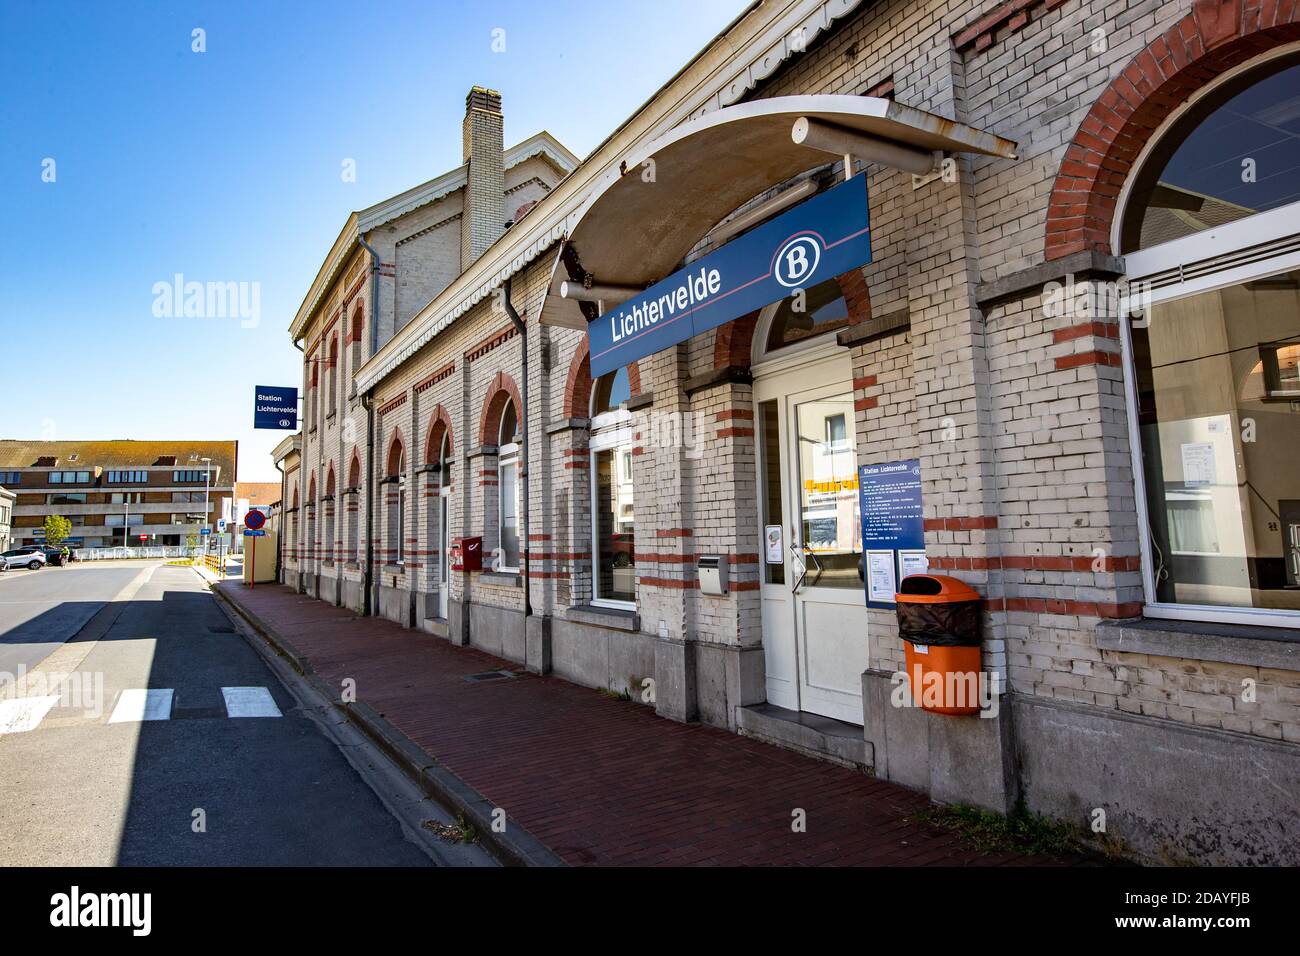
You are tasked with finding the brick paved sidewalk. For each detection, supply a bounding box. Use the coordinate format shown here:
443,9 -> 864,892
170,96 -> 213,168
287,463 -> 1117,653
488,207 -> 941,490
214,580 -> 1079,867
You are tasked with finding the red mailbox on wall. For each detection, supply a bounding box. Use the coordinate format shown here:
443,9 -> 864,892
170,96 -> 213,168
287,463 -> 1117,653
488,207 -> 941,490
450,536 -> 482,572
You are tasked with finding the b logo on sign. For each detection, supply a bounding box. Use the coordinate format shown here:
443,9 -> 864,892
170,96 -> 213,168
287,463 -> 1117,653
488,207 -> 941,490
774,234 -> 821,288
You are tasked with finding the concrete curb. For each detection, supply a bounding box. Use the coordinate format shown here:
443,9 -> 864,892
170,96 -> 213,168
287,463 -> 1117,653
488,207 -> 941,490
209,582 -> 566,868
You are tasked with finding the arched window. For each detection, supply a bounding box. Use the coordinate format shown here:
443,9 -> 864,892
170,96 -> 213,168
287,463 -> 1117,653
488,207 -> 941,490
590,368 -> 636,605
1119,51 -> 1300,628
396,451 -> 406,566
497,400 -> 520,571
757,278 -> 851,358
350,303 -> 365,374
437,431 -> 452,489
323,466 -> 336,565
346,452 -> 361,565
306,472 -> 318,566
1120,53 -> 1300,254
385,438 -> 406,567
328,337 -> 339,416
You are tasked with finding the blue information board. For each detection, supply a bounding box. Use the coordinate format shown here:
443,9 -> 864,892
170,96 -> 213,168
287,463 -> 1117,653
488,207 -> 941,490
588,173 -> 872,377
254,386 -> 299,430
858,459 -> 925,609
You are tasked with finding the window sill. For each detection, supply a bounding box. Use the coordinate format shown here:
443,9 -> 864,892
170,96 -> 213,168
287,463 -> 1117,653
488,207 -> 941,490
1096,617 -> 1300,673
567,604 -> 640,632
479,571 -> 522,587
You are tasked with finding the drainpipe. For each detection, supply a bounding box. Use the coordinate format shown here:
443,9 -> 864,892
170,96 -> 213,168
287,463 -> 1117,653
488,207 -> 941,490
357,231 -> 382,618
502,277 -> 532,619
358,233 -> 381,360
293,337 -> 304,587
274,458 -> 285,583
362,389 -> 376,616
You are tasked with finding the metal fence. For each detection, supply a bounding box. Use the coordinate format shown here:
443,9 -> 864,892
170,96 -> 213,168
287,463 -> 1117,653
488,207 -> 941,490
77,546 -> 197,561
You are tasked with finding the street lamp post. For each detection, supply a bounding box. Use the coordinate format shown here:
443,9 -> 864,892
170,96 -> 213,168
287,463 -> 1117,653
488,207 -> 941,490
201,457 -> 212,556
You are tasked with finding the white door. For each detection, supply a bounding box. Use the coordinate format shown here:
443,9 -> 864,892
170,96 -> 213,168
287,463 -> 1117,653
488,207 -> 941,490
755,353 -> 870,723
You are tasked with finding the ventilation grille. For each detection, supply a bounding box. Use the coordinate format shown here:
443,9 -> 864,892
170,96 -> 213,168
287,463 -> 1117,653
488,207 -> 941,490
1138,232 -> 1300,292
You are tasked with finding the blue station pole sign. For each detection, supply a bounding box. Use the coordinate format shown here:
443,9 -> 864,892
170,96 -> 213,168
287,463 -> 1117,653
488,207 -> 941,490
253,386 -> 299,430
588,173 -> 871,377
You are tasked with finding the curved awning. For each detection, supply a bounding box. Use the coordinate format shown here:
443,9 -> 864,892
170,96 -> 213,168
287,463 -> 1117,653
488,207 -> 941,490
542,94 -> 1017,329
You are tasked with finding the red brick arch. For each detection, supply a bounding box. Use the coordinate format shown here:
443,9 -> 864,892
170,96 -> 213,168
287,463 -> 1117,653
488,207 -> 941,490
349,302 -> 365,343
712,269 -> 870,368
713,310 -> 761,369
384,430 -> 405,477
561,340 -> 643,416
479,372 -> 522,445
1045,0 -> 1300,260
306,470 -> 317,501
424,404 -> 455,462
347,449 -> 362,488
324,463 -> 335,497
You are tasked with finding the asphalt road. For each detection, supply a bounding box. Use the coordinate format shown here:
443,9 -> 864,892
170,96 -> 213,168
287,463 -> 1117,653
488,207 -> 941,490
0,563 -> 490,866
0,561 -> 144,678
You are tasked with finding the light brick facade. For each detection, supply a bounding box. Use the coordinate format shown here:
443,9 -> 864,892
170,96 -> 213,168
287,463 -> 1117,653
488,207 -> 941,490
277,0 -> 1300,864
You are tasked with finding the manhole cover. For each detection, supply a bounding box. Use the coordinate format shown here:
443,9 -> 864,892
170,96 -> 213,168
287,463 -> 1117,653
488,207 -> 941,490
462,670 -> 516,683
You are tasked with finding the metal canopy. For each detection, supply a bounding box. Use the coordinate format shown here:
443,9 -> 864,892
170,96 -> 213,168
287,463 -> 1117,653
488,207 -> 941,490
541,94 -> 1017,329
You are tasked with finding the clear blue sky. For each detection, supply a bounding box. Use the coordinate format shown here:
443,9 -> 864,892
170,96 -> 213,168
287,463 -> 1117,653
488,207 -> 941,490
0,0 -> 745,481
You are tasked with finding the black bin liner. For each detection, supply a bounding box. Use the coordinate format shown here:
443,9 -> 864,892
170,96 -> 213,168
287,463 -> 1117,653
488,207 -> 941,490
897,599 -> 980,647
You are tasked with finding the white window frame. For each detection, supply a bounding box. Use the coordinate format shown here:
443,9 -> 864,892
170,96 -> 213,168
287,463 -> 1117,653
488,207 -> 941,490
1114,45 -> 1300,629
589,400 -> 635,610
497,408 -> 521,574
1120,216 -> 1300,625
395,453 -> 406,568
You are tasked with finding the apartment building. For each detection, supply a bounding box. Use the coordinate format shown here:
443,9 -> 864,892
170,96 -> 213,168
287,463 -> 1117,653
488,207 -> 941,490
0,440 -> 237,549
277,0 -> 1300,864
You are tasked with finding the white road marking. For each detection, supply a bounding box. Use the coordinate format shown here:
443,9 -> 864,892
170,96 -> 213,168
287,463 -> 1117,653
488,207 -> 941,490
0,696 -> 61,734
108,688 -> 174,723
221,686 -> 282,718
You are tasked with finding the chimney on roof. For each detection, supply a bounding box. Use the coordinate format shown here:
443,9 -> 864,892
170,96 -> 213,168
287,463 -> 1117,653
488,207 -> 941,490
461,86 -> 506,272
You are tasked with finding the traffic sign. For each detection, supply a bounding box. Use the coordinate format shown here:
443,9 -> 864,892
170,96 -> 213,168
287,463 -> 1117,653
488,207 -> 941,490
200,528 -> 212,536
243,529 -> 266,537
244,510 -> 266,531
217,518 -> 227,532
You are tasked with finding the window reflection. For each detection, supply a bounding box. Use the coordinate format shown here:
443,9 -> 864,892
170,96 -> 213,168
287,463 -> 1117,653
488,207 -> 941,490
1134,268 -> 1300,610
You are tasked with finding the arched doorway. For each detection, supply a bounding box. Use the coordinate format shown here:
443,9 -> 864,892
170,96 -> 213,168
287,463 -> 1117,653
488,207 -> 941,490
750,276 -> 867,722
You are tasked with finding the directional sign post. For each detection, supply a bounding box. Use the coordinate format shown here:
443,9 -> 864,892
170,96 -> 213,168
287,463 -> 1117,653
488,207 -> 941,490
254,386 -> 299,430
243,510 -> 267,588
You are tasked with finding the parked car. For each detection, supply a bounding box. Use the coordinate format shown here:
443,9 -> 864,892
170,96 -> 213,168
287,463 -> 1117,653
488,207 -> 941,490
1,549 -> 46,571
15,545 -> 65,566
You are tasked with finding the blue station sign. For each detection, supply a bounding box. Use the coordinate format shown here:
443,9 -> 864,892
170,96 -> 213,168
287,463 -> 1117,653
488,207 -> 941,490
588,173 -> 871,377
254,386 -> 299,430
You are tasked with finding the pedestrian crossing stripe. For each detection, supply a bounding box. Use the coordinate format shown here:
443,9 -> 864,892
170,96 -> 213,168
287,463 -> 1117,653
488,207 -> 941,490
221,686 -> 282,718
0,696 -> 60,734
0,688 -> 283,732
109,688 -> 174,723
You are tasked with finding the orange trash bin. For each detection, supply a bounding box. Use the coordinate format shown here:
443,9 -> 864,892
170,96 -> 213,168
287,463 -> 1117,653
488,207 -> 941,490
896,574 -> 983,716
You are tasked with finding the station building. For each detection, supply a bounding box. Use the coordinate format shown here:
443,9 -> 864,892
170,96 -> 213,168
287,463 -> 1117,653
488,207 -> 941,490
280,0 -> 1300,863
